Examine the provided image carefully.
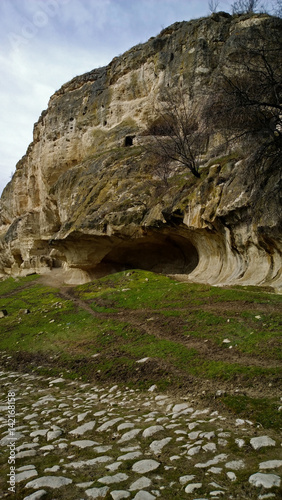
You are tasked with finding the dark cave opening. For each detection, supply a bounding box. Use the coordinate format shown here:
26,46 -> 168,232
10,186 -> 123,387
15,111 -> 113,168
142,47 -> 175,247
99,233 -> 199,275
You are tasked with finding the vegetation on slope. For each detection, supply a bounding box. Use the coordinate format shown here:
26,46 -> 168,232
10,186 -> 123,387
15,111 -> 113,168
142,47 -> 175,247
0,271 -> 281,429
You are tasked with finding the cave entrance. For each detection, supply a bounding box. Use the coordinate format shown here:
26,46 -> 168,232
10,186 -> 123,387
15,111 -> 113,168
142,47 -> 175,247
99,233 -> 199,275
124,135 -> 134,147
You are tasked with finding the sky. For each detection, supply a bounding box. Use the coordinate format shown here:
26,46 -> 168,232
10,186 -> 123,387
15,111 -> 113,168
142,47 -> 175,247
0,0 -> 236,195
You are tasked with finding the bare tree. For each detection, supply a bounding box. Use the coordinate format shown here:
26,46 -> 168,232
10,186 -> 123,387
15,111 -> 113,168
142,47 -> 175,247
208,0 -> 220,13
206,19 -> 282,169
273,0 -> 282,16
144,88 -> 207,179
231,0 -> 265,13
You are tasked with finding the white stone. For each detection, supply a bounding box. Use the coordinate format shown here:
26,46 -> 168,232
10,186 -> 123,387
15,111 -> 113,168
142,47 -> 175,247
65,456 -> 112,469
195,454 -> 228,468
77,411 -> 90,422
235,438 -> 245,448
132,492 -> 156,500
94,445 -> 113,453
16,450 -> 37,459
185,483 -> 202,493
249,473 -> 281,489
98,473 -> 129,484
85,487 -> 110,498
130,476 -> 152,490
71,440 -> 97,448
227,472 -> 237,481
142,425 -> 164,438
148,385 -> 157,392
47,429 -> 63,441
225,460 -> 245,470
250,436 -> 276,450
188,446 -> 201,456
111,492 -> 131,500
16,443 -> 39,452
118,428 -> 141,443
258,494 -> 276,499
106,462 -> 122,471
96,418 -> 123,432
172,403 -> 189,413
44,465 -> 60,472
132,459 -> 160,474
50,377 -> 65,384
150,437 -> 172,455
179,475 -> 195,485
40,445 -> 55,451
188,431 -> 201,440
136,357 -> 150,363
69,420 -> 96,436
259,460 -> 282,469
23,491 -> 47,500
17,465 -> 36,472
30,429 -> 48,437
208,467 -> 222,474
202,443 -> 217,452
118,423 -> 135,431
118,451 -> 142,461
25,476 -> 72,489
16,469 -> 38,482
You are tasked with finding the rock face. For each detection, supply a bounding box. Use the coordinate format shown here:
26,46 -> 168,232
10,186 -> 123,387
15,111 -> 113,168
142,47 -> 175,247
0,12 -> 281,287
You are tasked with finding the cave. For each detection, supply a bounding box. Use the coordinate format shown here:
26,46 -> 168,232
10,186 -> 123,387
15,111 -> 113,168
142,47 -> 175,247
124,135 -> 134,146
98,233 -> 199,275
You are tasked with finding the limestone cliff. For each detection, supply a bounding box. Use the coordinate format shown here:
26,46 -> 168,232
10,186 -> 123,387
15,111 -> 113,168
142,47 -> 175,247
0,12 -> 281,288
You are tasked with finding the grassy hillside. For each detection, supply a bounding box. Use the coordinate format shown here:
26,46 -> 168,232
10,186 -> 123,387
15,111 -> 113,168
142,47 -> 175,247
0,270 -> 281,429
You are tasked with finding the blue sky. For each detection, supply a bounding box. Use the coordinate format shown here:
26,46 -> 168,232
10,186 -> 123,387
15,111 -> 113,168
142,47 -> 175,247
0,0 -> 236,195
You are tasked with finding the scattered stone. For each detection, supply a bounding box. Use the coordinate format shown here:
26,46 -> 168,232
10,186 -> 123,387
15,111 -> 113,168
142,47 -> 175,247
118,428 -> 141,443
16,469 -> 38,482
227,472 -> 237,481
248,473 -> 281,488
23,491 -> 47,500
172,403 -> 189,413
71,439 -> 98,448
130,476 -> 152,490
195,454 -> 228,468
118,451 -> 142,461
96,418 -> 123,432
250,436 -> 276,450
179,475 -> 195,485
25,476 -> 72,489
98,473 -> 129,484
85,486 -> 110,498
69,420 -> 96,436
225,460 -> 245,470
142,425 -> 164,438
259,460 -> 282,469
132,492 -> 156,500
111,491 -> 131,500
47,429 -> 63,441
50,377 -> 65,384
150,437 -> 172,455
185,482 -> 202,493
132,459 -> 160,474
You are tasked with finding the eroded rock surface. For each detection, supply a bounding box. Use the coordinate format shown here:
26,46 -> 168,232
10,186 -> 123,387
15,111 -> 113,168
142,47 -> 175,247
0,13 -> 281,288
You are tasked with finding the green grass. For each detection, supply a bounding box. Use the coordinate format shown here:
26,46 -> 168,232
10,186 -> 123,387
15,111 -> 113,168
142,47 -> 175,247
0,270 -> 281,428
222,394 -> 282,430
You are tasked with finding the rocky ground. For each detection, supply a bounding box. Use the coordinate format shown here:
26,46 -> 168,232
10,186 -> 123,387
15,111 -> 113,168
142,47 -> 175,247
0,369 -> 281,500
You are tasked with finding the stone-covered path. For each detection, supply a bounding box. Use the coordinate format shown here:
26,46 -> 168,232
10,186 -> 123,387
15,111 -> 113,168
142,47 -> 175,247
0,370 -> 281,500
